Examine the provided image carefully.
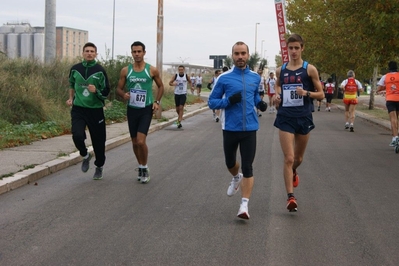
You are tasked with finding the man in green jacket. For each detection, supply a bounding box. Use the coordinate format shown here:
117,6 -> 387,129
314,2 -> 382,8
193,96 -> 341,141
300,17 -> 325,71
66,42 -> 110,180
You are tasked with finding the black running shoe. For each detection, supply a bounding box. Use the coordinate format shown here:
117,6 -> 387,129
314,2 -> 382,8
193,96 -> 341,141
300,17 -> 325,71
81,153 -> 92,173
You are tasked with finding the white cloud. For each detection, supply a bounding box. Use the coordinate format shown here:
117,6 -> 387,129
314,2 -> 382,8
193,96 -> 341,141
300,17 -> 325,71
0,0 -> 282,67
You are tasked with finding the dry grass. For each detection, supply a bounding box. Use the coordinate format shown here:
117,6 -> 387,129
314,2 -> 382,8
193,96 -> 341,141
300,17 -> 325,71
332,99 -> 389,121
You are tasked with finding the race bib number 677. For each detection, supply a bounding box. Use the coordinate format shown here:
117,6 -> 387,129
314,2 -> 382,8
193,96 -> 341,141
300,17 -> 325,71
282,83 -> 304,107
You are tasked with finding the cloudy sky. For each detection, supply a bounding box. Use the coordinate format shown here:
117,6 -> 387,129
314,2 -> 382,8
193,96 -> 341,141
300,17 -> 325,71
0,0 -> 282,67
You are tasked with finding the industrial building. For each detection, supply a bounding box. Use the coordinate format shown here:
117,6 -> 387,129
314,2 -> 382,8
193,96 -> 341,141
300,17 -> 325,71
0,22 -> 88,62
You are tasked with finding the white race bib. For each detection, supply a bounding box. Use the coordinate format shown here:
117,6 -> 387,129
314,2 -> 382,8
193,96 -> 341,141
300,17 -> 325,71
282,83 -> 304,107
178,82 -> 184,91
129,88 -> 147,108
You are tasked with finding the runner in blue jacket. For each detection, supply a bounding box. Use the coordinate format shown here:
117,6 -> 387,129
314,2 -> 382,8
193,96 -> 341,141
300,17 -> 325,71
208,65 -> 261,131
208,41 -> 267,220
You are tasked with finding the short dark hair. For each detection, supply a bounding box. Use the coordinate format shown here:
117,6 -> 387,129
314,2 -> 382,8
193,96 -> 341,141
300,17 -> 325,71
287,34 -> 304,47
131,41 -> 146,51
178,65 -> 185,69
232,41 -> 249,54
388,61 -> 398,71
327,77 -> 333,83
83,42 -> 97,52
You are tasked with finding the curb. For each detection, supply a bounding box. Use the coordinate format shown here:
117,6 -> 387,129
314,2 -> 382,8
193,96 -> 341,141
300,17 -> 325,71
334,104 -> 391,131
0,106 -> 210,195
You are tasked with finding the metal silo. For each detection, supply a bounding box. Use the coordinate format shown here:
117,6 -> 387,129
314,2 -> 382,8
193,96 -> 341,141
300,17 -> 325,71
7,33 -> 19,59
14,24 -> 29,33
33,33 -> 44,62
0,33 -> 5,54
0,25 -> 13,34
20,33 -> 33,58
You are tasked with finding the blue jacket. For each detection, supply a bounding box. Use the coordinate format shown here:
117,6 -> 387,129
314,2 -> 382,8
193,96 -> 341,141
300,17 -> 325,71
208,66 -> 261,131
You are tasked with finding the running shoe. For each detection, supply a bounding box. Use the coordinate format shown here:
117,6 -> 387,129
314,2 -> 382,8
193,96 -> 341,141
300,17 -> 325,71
177,121 -> 182,129
389,138 -> 398,147
227,173 -> 243,196
350,126 -> 354,132
81,153 -> 92,173
215,117 -> 219,123
93,167 -> 103,180
141,168 -> 150,183
293,169 -> 299,188
317,107 -> 320,111
237,204 -> 250,219
287,196 -> 298,212
345,123 -> 349,129
136,167 -> 143,181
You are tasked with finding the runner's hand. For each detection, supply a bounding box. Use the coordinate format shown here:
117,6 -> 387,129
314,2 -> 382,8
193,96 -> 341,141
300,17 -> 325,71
257,101 -> 267,112
229,92 -> 242,104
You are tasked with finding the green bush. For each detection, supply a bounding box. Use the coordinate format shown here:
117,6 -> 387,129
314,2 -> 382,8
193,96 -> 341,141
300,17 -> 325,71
0,56 -> 200,149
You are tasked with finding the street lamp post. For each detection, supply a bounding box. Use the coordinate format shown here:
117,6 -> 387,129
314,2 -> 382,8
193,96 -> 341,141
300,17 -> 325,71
255,22 -> 260,54
261,40 -> 265,58
111,0 -> 115,60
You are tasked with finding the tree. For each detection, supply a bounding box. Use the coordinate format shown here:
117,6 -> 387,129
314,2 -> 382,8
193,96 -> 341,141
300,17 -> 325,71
248,52 -> 261,70
275,53 -> 282,68
285,0 -> 399,76
285,0 -> 399,108
224,56 -> 233,68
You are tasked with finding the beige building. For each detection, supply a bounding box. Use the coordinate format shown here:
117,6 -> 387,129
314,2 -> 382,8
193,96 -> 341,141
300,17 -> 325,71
34,26 -> 88,60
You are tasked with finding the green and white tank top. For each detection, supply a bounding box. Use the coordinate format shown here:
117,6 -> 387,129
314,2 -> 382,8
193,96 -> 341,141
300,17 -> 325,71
126,63 -> 154,109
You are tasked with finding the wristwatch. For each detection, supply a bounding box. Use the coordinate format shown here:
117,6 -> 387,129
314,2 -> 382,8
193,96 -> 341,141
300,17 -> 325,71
306,91 -> 310,97
155,101 -> 160,105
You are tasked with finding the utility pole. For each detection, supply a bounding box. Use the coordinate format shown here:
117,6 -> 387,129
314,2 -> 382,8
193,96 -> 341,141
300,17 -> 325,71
155,0 -> 164,119
44,0 -> 56,63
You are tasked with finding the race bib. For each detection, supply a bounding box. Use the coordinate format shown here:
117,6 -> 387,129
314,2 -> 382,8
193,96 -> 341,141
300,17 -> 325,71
129,88 -> 147,108
282,83 -> 304,107
178,82 -> 184,91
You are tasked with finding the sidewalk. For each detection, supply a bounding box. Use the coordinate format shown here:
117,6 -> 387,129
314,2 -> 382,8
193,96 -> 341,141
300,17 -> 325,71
0,93 -> 391,195
0,97 -> 210,195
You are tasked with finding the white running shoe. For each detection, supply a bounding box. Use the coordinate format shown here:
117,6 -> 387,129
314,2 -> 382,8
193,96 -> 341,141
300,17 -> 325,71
389,137 -> 398,147
237,204 -> 250,219
227,173 -> 243,196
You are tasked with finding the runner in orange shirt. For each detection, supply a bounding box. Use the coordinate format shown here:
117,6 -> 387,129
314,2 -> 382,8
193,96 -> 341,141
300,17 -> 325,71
377,61 -> 399,146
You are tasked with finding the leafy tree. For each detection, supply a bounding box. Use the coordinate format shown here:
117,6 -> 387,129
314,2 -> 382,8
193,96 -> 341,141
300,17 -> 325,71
275,53 -> 282,68
259,58 -> 268,70
285,0 -> 399,108
248,52 -> 261,70
224,56 -> 233,68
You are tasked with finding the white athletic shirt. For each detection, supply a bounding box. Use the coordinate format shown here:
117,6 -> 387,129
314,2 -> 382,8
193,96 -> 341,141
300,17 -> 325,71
196,76 -> 203,85
258,77 -> 265,92
174,74 -> 189,95
267,78 -> 276,94
190,76 -> 196,85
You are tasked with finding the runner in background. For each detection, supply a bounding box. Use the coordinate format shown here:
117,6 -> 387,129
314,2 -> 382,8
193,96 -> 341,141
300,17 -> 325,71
266,72 -> 276,113
324,77 -> 335,112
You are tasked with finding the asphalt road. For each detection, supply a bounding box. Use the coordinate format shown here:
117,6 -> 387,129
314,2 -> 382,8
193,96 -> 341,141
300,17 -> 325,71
1,106 -> 398,266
